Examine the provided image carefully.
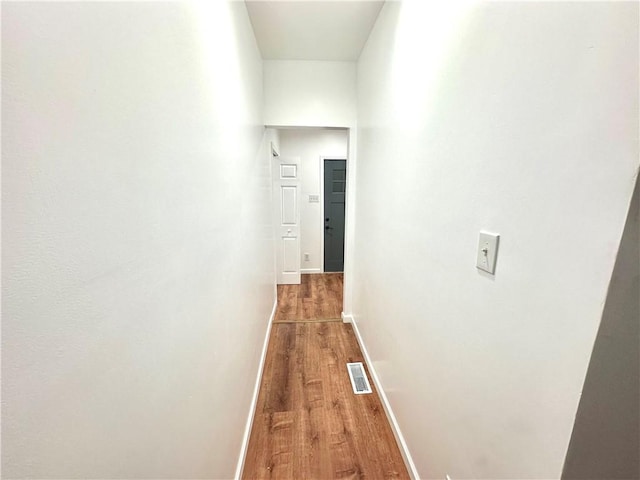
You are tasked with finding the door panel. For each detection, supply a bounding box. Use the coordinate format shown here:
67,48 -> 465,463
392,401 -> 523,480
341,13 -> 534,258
324,159 -> 346,272
280,164 -> 297,178
281,186 -> 298,224
273,156 -> 301,284
282,237 -> 298,273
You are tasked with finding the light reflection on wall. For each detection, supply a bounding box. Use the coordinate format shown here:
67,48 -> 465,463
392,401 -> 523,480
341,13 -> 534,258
391,0 -> 478,129
189,1 -> 249,155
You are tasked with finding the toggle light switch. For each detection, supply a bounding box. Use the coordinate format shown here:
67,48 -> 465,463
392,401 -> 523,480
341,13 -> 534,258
477,232 -> 500,274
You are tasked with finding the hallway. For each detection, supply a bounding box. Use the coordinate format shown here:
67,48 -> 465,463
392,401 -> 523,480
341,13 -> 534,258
274,273 -> 344,323
242,275 -> 408,479
3,2 -> 638,479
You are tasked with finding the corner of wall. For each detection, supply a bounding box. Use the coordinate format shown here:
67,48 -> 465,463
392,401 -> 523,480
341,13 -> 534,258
561,175 -> 640,480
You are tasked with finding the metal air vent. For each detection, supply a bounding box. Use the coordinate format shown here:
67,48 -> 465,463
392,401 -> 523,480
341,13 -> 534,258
347,362 -> 372,394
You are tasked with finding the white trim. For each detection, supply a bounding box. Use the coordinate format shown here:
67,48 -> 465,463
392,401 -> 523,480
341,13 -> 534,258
319,156 -> 326,274
341,311 -> 352,324
301,268 -> 322,274
349,317 -> 421,480
342,128 -> 356,315
234,297 -> 278,480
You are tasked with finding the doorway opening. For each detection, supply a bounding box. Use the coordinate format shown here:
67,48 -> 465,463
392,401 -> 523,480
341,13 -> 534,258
268,126 -> 350,319
270,126 -> 349,278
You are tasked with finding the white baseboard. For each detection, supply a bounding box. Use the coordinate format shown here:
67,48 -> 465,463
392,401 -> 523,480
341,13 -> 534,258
341,311 -> 352,323
349,317 -> 420,480
300,268 -> 322,274
234,297 -> 278,480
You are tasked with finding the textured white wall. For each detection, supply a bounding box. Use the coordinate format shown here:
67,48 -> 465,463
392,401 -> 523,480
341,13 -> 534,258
2,2 -> 274,478
279,129 -> 348,272
354,2 -> 639,478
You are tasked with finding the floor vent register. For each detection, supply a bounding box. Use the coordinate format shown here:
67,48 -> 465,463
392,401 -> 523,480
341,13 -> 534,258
347,362 -> 372,394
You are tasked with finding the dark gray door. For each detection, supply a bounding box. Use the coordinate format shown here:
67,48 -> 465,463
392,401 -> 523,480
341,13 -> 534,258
324,159 -> 346,272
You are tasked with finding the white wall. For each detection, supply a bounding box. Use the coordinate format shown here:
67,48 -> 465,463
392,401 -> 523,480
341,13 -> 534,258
354,2 -> 639,479
2,2 -> 274,478
279,129 -> 349,272
264,60 -> 356,128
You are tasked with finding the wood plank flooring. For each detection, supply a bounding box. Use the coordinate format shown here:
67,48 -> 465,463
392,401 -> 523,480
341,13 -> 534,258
242,321 -> 409,480
274,274 -> 343,323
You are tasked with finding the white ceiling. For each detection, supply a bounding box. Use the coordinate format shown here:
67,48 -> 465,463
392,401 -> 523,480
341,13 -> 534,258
245,1 -> 385,61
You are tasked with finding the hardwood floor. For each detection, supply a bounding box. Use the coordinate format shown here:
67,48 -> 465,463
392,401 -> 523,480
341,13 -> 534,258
242,322 -> 409,480
274,273 -> 344,322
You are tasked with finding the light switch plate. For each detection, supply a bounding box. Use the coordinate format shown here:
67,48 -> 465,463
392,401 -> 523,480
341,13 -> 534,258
477,232 -> 500,274
308,194 -> 319,203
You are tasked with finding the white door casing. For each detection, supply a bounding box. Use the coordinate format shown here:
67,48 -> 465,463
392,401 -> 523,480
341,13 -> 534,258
273,156 -> 301,284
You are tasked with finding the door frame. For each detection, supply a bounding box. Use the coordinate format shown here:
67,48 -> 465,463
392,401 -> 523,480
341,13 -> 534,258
320,156 -> 347,273
267,125 -> 355,319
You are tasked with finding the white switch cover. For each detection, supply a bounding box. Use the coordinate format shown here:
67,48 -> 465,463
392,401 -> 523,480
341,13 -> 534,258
308,194 -> 320,203
477,232 -> 500,274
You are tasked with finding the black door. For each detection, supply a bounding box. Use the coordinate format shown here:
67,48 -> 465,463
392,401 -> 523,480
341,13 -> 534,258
324,159 -> 346,272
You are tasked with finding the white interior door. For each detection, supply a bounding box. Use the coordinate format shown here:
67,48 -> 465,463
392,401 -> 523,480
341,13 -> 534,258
273,156 -> 301,284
